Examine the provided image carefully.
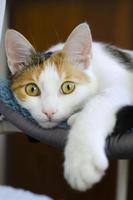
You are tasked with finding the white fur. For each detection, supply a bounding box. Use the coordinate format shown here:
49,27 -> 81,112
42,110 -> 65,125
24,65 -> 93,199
20,61 -> 96,128
6,23 -> 133,191
51,42 -> 133,191
21,41 -> 133,191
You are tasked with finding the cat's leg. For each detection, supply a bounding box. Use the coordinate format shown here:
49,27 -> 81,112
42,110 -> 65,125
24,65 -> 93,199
64,88 -> 132,191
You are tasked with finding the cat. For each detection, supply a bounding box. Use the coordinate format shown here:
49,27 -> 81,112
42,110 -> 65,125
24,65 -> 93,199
5,23 -> 133,191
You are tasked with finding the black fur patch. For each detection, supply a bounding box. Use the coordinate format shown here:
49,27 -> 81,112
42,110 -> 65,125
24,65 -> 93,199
105,44 -> 133,70
112,106 -> 133,136
30,51 -> 53,65
40,51 -> 53,60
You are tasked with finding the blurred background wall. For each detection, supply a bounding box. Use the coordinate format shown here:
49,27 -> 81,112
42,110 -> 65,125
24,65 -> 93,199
0,0 -> 132,199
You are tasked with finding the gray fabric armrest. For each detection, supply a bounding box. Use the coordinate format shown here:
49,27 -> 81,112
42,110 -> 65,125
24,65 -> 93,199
0,99 -> 133,159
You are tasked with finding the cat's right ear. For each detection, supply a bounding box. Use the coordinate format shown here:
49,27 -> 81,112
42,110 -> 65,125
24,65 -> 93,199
5,29 -> 36,74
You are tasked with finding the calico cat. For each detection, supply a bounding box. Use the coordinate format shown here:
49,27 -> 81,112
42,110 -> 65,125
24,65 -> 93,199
5,23 -> 133,191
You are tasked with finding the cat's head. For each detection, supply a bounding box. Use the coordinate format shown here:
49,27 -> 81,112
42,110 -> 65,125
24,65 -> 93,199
5,23 -> 97,128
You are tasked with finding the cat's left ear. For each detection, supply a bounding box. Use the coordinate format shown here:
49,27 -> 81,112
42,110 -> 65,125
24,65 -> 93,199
63,23 -> 92,68
5,29 -> 36,74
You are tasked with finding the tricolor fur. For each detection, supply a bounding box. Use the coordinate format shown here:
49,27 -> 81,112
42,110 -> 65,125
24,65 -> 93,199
5,23 -> 133,191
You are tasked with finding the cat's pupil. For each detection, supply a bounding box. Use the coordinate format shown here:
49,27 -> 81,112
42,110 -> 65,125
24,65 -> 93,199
31,87 -> 35,92
67,85 -> 70,90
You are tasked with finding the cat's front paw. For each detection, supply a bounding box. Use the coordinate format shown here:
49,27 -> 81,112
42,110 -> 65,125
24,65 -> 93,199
64,146 -> 108,191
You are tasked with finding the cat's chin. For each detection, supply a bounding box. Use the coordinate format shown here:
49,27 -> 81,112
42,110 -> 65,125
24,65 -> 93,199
38,121 -> 59,129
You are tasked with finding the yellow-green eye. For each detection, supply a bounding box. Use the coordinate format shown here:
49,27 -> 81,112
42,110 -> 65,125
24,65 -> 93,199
25,83 -> 40,96
61,81 -> 75,94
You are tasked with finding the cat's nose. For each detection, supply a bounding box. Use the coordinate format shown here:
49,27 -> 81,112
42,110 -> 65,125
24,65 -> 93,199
43,110 -> 56,119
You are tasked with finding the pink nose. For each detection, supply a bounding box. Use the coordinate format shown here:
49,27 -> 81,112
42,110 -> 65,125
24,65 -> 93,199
43,111 -> 56,119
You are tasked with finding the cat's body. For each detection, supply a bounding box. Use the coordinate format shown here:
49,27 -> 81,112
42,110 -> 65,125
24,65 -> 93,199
5,23 -> 133,191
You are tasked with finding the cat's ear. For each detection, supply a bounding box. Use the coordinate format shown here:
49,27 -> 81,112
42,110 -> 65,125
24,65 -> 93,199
63,23 -> 92,68
5,29 -> 36,74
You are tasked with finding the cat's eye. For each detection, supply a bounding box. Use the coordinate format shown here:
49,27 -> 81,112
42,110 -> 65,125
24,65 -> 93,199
61,81 -> 75,94
25,83 -> 40,96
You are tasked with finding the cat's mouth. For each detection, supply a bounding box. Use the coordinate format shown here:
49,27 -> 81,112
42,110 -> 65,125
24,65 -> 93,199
39,120 -> 59,129
36,109 -> 82,128
46,118 -> 65,124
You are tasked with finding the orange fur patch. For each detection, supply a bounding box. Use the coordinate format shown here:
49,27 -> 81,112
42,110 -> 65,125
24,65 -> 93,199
48,51 -> 90,83
11,63 -> 43,101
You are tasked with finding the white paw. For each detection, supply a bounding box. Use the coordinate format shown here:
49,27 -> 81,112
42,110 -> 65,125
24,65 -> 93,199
64,147 -> 108,191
